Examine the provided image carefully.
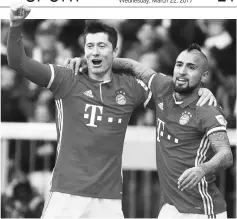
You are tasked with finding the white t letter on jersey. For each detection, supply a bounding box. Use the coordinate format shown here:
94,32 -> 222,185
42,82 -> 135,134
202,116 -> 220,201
157,118 -> 165,142
85,104 -> 103,127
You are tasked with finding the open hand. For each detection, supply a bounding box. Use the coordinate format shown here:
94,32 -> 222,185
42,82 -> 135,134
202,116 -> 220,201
64,57 -> 87,75
178,166 -> 205,191
197,88 -> 217,107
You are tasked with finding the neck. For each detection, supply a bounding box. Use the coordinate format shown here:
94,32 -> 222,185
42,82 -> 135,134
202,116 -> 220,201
88,69 -> 112,82
174,86 -> 200,101
174,92 -> 185,101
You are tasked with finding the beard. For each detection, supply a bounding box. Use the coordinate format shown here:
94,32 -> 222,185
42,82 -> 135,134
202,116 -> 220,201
174,80 -> 200,94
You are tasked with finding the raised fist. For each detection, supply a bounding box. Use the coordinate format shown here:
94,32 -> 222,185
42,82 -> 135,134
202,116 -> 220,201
10,3 -> 31,27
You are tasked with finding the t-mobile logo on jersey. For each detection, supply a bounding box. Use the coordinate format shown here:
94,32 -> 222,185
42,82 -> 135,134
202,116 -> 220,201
157,117 -> 179,143
157,118 -> 165,142
84,104 -> 103,127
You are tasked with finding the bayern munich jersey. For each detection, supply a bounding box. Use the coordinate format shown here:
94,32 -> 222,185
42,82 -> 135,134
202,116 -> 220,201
148,74 -> 227,216
46,64 -> 151,199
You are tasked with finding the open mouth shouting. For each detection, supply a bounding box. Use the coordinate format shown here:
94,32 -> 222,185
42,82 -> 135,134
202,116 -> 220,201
91,59 -> 102,67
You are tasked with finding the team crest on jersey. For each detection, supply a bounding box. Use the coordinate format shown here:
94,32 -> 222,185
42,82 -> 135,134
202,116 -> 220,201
116,90 -> 126,105
179,111 -> 192,125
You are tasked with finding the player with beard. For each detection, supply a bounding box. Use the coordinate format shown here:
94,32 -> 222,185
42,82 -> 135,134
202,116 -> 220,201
116,43 -> 233,218
151,44 -> 233,218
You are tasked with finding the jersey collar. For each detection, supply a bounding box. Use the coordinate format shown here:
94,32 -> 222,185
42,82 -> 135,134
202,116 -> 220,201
172,92 -> 199,108
82,72 -> 112,85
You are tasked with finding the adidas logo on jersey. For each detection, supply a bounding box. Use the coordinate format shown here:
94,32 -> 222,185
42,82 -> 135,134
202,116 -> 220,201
158,102 -> 163,110
84,90 -> 94,98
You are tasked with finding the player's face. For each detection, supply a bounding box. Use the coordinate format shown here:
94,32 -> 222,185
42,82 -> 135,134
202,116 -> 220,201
173,51 -> 207,94
85,32 -> 117,76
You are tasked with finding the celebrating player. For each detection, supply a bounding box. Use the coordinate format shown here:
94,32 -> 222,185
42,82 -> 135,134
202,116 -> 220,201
7,4 -> 152,218
148,44 -> 232,219
7,3 -> 218,218
67,44 -> 233,218
114,44 -> 233,218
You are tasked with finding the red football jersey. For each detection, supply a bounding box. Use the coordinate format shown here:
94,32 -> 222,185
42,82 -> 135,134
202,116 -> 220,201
47,64 -> 151,199
148,74 -> 227,216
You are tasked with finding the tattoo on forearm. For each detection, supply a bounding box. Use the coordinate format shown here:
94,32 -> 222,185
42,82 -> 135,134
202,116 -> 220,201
200,152 -> 233,175
209,132 -> 230,152
121,61 -> 134,70
211,132 -> 228,141
113,59 -> 134,73
113,58 -> 155,85
199,132 -> 233,175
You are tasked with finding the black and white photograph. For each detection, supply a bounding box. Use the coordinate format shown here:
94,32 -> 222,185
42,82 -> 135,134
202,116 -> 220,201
0,1 -> 236,218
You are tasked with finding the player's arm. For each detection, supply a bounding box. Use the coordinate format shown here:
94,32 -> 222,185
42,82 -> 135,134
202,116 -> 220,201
178,107 -> 233,192
132,78 -> 153,109
112,58 -> 217,106
178,131 -> 233,191
199,131 -> 233,175
113,58 -> 156,86
7,4 -> 51,87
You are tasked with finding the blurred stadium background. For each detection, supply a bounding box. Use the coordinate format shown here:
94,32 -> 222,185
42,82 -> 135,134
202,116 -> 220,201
1,19 -> 236,218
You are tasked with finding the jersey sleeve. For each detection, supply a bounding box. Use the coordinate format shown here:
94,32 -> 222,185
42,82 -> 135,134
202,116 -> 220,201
132,77 -> 152,108
47,64 -> 76,99
196,106 -> 227,136
148,73 -> 172,98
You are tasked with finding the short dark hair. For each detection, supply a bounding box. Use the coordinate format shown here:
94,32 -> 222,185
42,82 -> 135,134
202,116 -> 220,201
83,20 -> 118,50
187,43 -> 207,59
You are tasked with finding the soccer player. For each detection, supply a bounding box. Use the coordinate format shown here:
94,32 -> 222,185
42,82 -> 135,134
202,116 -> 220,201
7,4 -> 152,218
7,4 -> 217,218
67,44 -> 233,218
114,44 -> 233,218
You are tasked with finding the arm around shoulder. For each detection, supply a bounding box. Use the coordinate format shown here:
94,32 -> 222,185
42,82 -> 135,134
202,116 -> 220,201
113,58 -> 157,85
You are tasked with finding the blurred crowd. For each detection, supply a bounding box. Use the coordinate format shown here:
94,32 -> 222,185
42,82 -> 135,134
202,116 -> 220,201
1,171 -> 44,218
1,19 -> 236,218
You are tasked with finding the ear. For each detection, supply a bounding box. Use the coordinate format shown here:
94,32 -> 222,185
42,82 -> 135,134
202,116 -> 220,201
113,47 -> 118,58
201,71 -> 209,83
